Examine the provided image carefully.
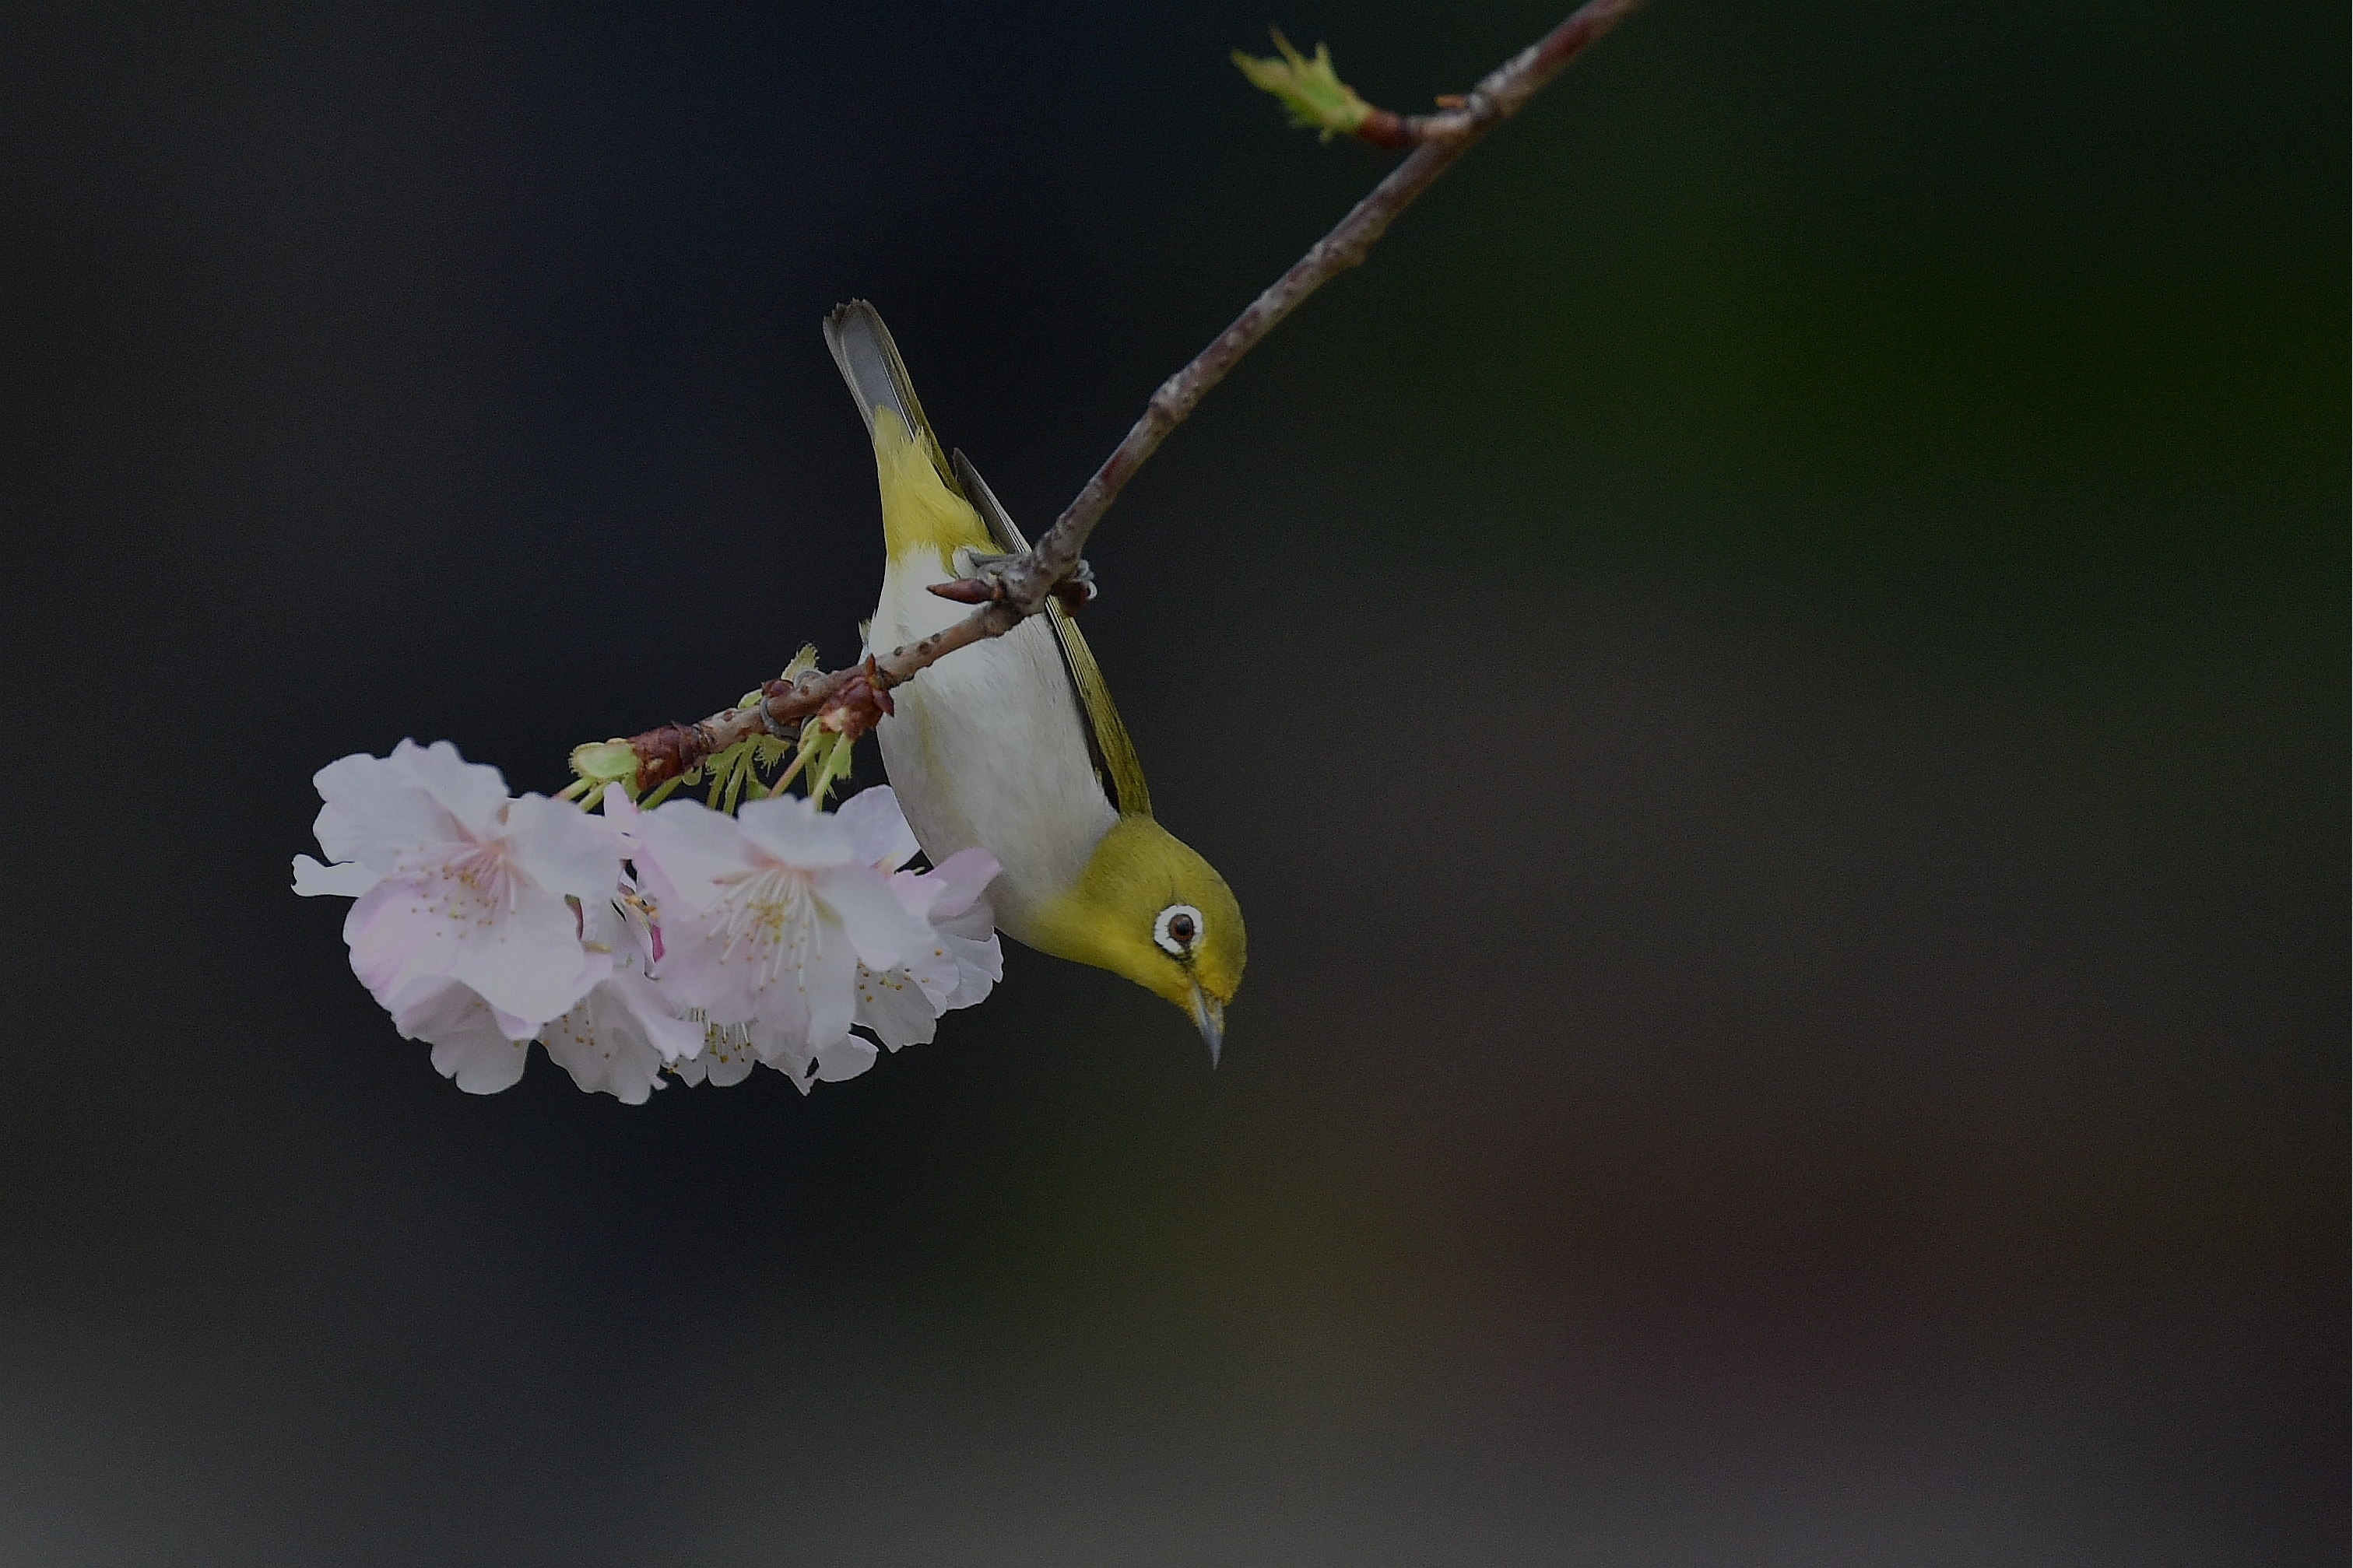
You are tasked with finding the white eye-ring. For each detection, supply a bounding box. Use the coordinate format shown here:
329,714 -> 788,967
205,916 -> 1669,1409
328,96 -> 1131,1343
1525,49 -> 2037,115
1153,903 -> 1204,956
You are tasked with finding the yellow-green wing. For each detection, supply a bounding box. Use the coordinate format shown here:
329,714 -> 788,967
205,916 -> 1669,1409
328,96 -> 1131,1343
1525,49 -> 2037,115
953,448 -> 1154,820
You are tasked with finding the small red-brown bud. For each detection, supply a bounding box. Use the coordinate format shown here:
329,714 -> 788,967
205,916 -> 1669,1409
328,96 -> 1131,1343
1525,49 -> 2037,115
926,577 -> 998,604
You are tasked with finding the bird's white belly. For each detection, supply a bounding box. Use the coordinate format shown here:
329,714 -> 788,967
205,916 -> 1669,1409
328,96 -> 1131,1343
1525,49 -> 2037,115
869,552 -> 1117,942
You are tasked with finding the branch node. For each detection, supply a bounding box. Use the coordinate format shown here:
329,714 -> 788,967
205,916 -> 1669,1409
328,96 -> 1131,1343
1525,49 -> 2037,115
815,655 -> 894,743
1147,380 -> 1188,424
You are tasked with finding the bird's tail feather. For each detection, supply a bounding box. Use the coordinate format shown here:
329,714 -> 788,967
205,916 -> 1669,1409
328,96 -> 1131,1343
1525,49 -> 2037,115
824,300 -> 959,494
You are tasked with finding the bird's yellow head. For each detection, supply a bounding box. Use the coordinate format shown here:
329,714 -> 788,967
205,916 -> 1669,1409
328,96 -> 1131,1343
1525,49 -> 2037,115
1028,815 -> 1245,1062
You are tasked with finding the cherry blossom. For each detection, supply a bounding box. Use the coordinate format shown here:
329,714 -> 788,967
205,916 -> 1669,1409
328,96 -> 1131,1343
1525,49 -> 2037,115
837,786 -> 1003,1050
613,790 -> 936,1059
535,896 -> 704,1103
297,740 -> 625,1032
295,753 -> 1004,1102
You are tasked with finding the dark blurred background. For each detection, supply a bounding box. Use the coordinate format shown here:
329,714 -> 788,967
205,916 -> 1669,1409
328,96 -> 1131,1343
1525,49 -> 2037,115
3,2 -> 2343,1563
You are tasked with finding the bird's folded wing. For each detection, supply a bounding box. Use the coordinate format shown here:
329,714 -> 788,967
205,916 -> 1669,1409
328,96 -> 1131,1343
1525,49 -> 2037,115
955,448 -> 1154,821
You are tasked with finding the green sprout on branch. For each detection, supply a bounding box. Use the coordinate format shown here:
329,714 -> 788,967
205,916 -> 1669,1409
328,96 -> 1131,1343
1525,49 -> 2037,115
1232,29 -> 1375,142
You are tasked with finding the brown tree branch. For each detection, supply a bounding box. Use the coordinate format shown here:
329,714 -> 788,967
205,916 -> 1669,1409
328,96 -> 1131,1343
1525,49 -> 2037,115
620,0 -> 1652,794
994,0 -> 1652,616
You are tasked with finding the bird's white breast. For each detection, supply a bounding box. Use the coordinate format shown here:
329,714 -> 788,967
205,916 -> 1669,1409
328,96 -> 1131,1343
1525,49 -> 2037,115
869,550 -> 1117,942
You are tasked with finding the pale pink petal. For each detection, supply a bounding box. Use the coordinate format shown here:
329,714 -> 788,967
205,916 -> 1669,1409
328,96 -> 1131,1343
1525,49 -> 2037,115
431,1034 -> 532,1093
342,865 -> 606,1029
651,899 -> 784,1031
674,1022 -> 757,1086
751,1026 -> 877,1093
855,963 -> 941,1051
626,799 -> 760,915
797,911 -> 862,1049
836,785 -> 919,871
733,794 -> 853,870
937,902 -> 1003,1011
647,855 -> 866,1044
311,752 -> 462,872
813,861 -> 935,971
387,977 -> 533,1093
445,885 -> 612,1024
609,968 -> 704,1062
539,970 -> 697,1104
911,847 -> 999,921
748,1019 -> 813,1080
810,1032 -> 878,1084
292,854 -> 380,898
701,900 -> 859,1052
388,738 -> 513,837
579,892 -> 662,973
500,792 -> 627,903
907,934 -> 962,1005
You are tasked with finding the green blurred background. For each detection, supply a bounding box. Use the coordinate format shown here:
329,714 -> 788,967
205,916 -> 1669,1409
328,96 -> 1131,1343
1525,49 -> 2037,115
5,2 -> 2343,1562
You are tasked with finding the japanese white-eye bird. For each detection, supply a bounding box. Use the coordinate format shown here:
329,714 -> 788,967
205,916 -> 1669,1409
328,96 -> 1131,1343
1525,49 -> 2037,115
824,300 -> 1244,1061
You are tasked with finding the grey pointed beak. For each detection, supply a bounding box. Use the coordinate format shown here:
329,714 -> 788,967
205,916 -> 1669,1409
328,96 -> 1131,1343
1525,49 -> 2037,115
1187,980 -> 1224,1068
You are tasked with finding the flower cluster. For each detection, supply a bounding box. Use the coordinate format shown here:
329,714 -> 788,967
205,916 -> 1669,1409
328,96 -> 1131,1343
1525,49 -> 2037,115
293,740 -> 999,1102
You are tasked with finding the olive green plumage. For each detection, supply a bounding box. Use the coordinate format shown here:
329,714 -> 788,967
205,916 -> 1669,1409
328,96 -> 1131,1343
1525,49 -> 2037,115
825,300 -> 1245,1058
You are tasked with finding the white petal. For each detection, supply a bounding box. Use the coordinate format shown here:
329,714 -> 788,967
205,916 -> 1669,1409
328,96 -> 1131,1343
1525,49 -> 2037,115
792,910 -> 862,1049
578,895 -> 624,949
810,1032 -> 877,1083
627,799 -> 758,914
937,902 -> 1003,1011
748,1019 -> 813,1080
855,963 -> 941,1051
906,933 -> 961,1006
341,867 -> 606,1032
444,883 -> 613,1025
501,792 -> 627,903
431,1034 -> 531,1093
753,1026 -> 878,1093
292,854 -> 380,898
486,998 -> 539,1039
651,890 -> 788,1030
608,968 -> 704,1062
388,738 -> 513,837
386,977 -> 533,1094
815,861 -> 936,972
912,847 -> 999,921
538,971 -> 694,1104
734,794 -> 853,870
311,752 -> 461,872
680,1022 -> 757,1086
835,785 -> 918,871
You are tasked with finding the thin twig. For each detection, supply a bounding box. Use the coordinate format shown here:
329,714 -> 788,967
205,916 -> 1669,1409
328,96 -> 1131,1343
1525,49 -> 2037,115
621,0 -> 1651,793
993,0 -> 1652,613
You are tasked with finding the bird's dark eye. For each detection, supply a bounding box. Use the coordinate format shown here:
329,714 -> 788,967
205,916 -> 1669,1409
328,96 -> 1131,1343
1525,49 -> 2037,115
1154,903 -> 1204,956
